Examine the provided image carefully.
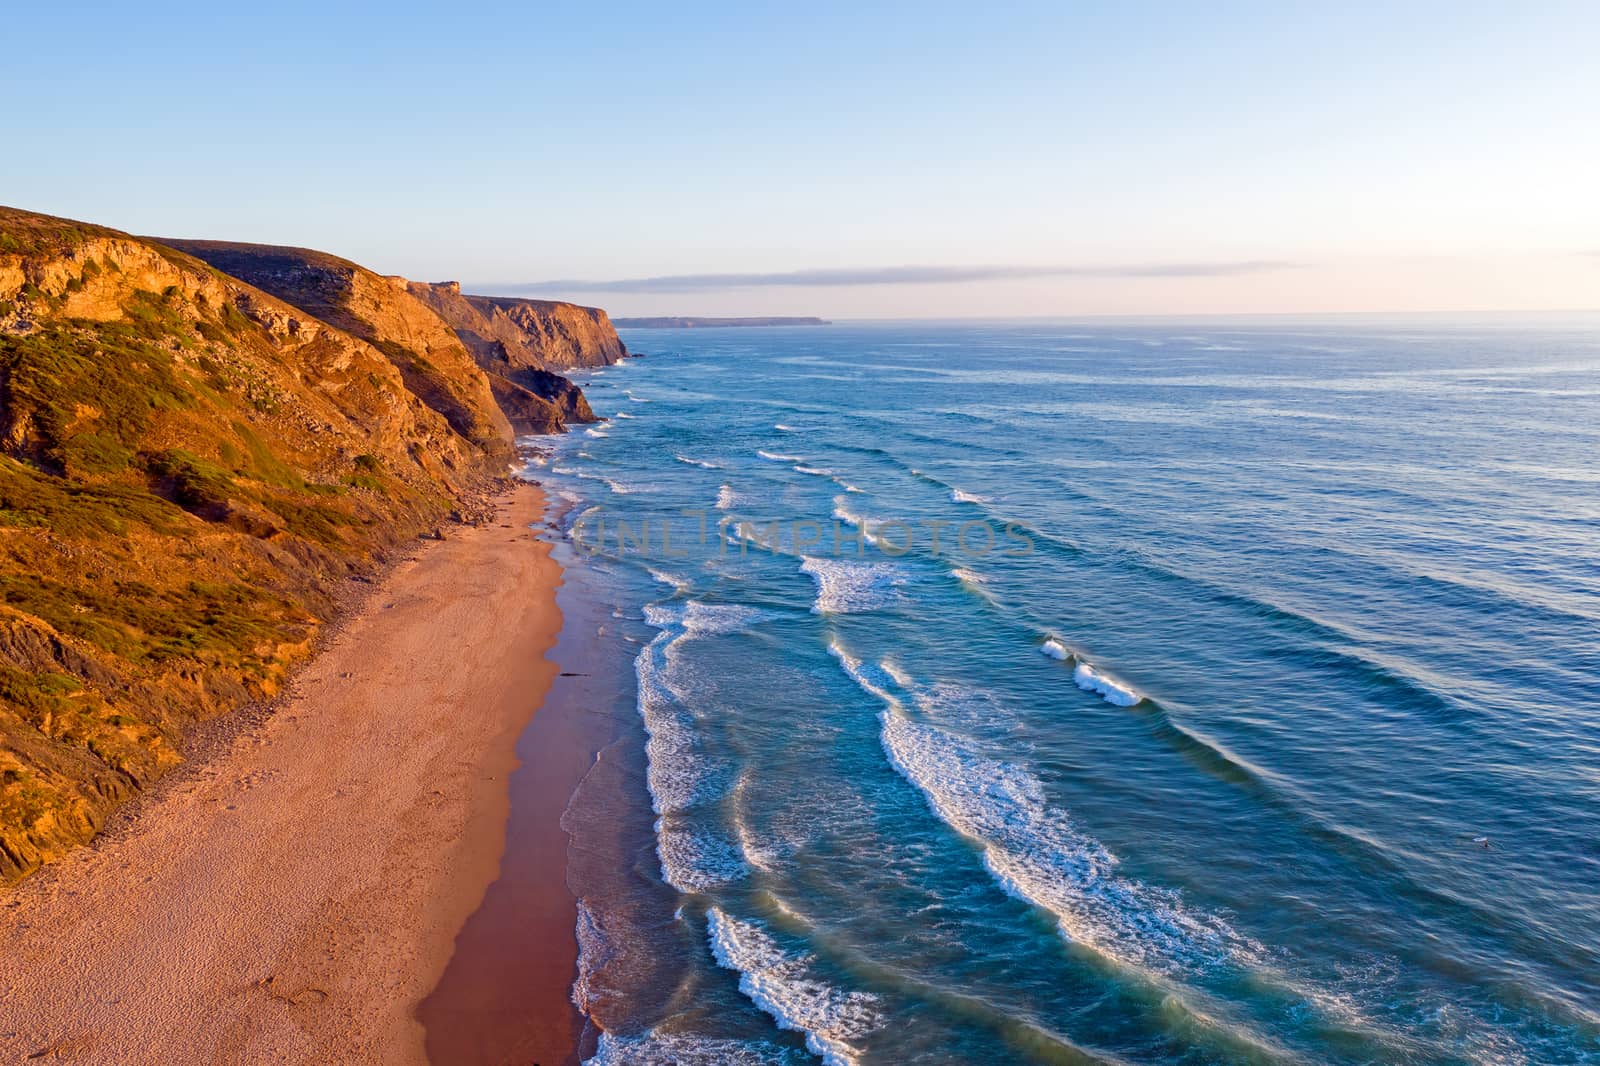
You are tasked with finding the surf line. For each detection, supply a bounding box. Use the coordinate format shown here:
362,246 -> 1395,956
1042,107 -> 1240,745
571,508 -> 1035,560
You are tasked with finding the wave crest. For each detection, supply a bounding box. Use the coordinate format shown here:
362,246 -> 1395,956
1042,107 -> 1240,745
707,908 -> 883,1066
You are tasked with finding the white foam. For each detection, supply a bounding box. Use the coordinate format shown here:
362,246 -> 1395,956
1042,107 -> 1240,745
883,710 -> 1239,973
716,484 -> 738,510
774,422 -> 796,431
647,568 -> 691,594
509,462 -> 544,482
676,453 -> 725,470
828,644 -> 1255,980
677,601 -> 771,636
656,822 -> 749,891
586,1032 -> 808,1066
800,557 -> 905,614
950,488 -> 990,504
830,502 -> 876,546
571,899 -> 612,1014
585,427 -> 609,437
793,465 -> 834,476
881,660 -> 915,689
555,467 -> 639,496
952,568 -> 987,587
831,501 -> 901,549
1040,638 -> 1071,660
634,636 -> 723,814
757,449 -> 803,462
1074,662 -> 1142,706
623,389 -> 652,403
615,411 -> 636,419
634,601 -> 770,889
707,908 -> 882,1066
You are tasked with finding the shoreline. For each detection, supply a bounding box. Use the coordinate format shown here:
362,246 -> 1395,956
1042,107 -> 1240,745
418,508 -> 624,1066
0,483 -> 564,1064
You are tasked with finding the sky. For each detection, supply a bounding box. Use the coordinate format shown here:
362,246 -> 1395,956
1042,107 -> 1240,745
2,2 -> 1597,317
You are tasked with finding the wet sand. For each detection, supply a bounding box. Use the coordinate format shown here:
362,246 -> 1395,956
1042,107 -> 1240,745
0,483 -> 564,1065
418,543 -> 626,1066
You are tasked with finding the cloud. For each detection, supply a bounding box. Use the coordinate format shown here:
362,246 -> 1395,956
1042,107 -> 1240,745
482,260 -> 1302,295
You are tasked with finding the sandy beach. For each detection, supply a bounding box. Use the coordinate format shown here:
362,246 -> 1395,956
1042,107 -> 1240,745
0,483 -> 566,1065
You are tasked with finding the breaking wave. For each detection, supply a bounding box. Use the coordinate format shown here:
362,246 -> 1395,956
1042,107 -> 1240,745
635,601 -> 771,891
586,1032 -> 811,1066
830,644 -> 1259,980
1074,661 -> 1142,706
1037,637 -> 1143,705
800,557 -> 906,614
707,907 -> 883,1066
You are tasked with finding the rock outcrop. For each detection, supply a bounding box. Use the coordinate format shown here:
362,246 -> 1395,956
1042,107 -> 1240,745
409,281 -> 626,370
407,282 -> 619,432
0,207 -> 517,881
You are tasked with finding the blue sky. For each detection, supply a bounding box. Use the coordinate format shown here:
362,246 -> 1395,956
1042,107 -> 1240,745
3,2 -> 1596,316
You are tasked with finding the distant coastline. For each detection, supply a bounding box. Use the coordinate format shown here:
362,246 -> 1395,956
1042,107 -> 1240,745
613,315 -> 830,328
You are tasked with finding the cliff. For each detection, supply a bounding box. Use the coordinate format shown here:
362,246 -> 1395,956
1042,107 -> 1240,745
408,282 -> 620,432
0,207 -> 513,881
160,242 -> 515,456
410,282 -> 625,370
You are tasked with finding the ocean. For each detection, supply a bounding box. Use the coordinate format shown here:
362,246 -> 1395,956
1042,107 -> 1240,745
528,316 -> 1600,1065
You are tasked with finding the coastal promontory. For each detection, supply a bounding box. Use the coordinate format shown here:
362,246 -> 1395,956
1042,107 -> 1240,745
0,207 -> 625,881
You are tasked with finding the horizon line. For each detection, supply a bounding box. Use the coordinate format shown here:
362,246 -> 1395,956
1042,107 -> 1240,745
482,260 -> 1303,295
601,307 -> 1600,325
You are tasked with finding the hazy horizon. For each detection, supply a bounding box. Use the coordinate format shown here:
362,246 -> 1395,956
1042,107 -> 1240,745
4,2 -> 1596,318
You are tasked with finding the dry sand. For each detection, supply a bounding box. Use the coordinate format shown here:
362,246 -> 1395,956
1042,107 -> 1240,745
0,483 -> 564,1065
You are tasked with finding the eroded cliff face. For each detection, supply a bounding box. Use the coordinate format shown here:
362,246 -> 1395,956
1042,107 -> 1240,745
160,241 -> 514,461
0,208 -> 509,881
410,281 -> 625,369
408,282 -> 616,432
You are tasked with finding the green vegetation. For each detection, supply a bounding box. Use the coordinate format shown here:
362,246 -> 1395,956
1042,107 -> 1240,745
0,666 -> 83,712
0,208 -> 122,257
0,564 -> 296,668
149,449 -> 236,514
0,456 -> 183,536
230,420 -> 299,487
221,301 -> 254,334
347,452 -> 385,491
0,208 -> 505,881
0,323 -> 194,476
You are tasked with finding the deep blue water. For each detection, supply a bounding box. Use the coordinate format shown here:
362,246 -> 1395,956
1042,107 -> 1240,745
533,317 -> 1600,1065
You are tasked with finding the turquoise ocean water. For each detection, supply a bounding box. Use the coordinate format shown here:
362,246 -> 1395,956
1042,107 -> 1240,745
530,317 -> 1600,1065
